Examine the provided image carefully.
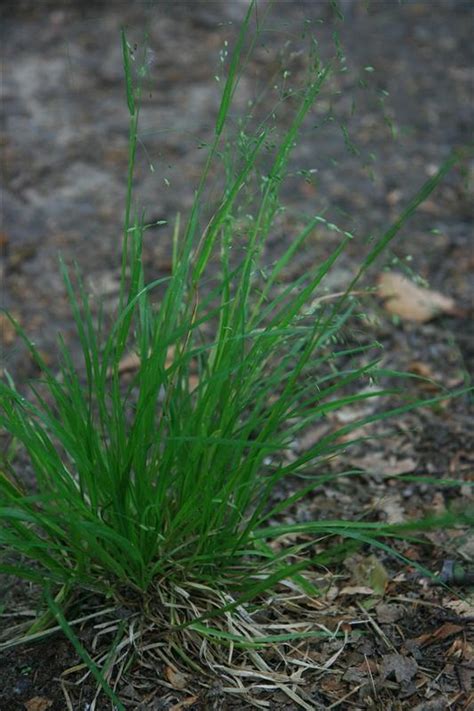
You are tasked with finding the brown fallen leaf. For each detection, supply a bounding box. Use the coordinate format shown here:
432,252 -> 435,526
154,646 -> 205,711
412,698 -> 456,711
339,585 -> 375,596
8,244 -> 37,271
111,345 -> 176,377
446,637 -> 473,663
376,493 -> 406,524
375,602 -> 405,624
0,311 -> 20,346
188,373 -> 200,393
350,451 -> 416,476
0,231 -> 9,249
378,272 -> 459,323
114,350 -> 141,375
165,665 -> 189,690
407,360 -> 441,392
24,698 -> 53,711
443,598 -> 474,618
381,653 -> 418,684
297,423 -> 332,451
111,345 -> 201,393
414,622 -> 464,648
345,554 -> 389,595
169,696 -> 199,711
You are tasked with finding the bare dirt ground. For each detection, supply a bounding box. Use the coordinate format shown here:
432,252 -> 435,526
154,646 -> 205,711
1,1 -> 473,709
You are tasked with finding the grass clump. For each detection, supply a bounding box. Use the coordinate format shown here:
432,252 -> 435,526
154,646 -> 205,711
0,4 -> 469,707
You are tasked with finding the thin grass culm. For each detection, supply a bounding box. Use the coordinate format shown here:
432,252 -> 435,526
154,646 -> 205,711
0,4 -> 470,708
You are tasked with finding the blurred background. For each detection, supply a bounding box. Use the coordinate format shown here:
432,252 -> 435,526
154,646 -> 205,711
1,0 -> 472,379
